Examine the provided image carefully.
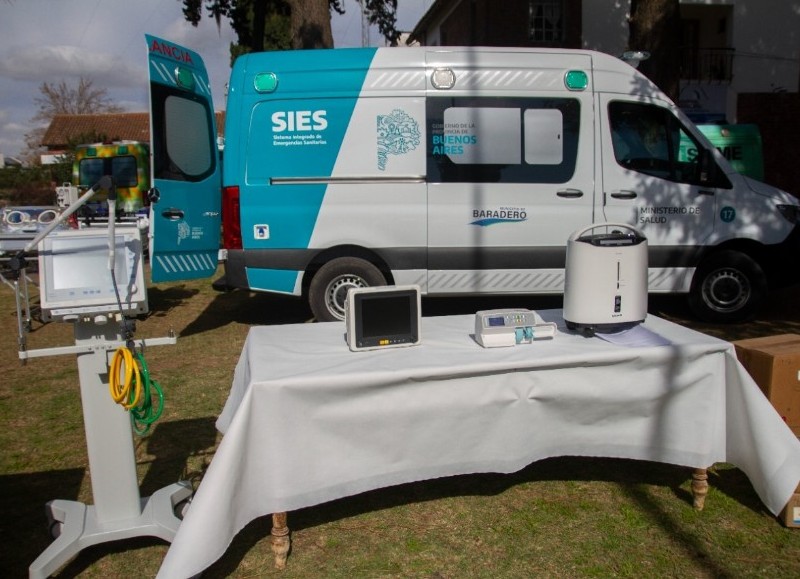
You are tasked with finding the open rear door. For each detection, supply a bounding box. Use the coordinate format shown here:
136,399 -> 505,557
146,35 -> 221,282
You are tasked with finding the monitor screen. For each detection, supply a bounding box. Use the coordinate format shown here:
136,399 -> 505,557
38,228 -> 148,322
346,285 -> 421,351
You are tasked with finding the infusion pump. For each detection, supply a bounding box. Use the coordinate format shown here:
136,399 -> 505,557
474,309 -> 557,348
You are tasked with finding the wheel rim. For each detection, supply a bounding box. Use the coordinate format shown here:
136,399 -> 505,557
324,273 -> 369,320
701,268 -> 751,313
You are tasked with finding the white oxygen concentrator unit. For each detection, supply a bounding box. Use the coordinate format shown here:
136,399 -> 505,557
563,223 -> 648,333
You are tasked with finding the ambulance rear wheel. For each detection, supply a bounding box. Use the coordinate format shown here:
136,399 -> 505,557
309,257 -> 387,322
688,250 -> 766,323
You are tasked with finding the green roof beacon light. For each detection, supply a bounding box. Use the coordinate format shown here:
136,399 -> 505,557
565,70 -> 588,91
175,67 -> 195,90
254,72 -> 279,93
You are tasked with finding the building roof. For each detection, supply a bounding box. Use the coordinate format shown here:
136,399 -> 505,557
42,112 -> 150,148
41,111 -> 226,149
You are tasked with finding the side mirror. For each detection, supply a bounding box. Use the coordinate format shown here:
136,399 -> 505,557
698,148 -> 718,185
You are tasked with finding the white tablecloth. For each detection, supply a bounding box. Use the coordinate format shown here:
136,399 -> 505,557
158,312 -> 800,578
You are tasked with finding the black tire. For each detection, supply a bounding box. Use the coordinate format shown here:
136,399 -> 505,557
688,250 -> 766,323
49,520 -> 63,539
174,497 -> 192,520
308,257 -> 387,322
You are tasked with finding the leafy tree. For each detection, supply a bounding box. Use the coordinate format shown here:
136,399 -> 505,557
628,0 -> 682,101
182,0 -> 399,57
22,77 -> 124,165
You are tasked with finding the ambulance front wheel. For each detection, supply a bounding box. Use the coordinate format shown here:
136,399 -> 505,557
309,257 -> 387,322
688,250 -> 766,323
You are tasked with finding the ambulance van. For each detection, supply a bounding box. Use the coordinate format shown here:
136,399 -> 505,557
72,141 -> 150,220
145,35 -> 800,322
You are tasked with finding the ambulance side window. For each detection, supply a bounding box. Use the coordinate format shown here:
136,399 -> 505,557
427,97 -> 580,183
608,101 -> 728,187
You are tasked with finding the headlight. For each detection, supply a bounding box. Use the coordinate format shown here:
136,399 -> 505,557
777,204 -> 800,225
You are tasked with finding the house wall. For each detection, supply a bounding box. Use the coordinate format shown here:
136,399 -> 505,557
581,0 -> 630,55
423,0 -> 582,48
730,0 -> 800,94
739,93 -> 800,199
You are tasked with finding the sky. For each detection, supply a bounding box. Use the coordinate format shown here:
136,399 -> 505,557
0,0 -> 433,159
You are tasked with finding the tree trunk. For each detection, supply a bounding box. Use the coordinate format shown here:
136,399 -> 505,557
290,0 -> 334,49
629,0 -> 682,101
252,0 -> 267,52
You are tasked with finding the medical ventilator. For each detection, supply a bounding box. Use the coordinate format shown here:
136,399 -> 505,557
10,178 -> 190,579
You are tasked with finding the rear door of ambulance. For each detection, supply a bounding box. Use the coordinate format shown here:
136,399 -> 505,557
425,50 -> 596,294
146,35 -> 221,282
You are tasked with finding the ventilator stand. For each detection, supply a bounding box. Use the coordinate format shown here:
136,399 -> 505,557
13,176 -> 192,578
22,320 -> 190,579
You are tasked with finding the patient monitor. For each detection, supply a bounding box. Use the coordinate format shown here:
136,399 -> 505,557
345,285 -> 421,351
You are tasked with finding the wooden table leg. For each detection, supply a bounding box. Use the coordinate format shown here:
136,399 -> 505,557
691,468 -> 709,510
271,512 -> 290,569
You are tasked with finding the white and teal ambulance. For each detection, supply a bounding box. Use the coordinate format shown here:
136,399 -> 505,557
145,35 -> 800,322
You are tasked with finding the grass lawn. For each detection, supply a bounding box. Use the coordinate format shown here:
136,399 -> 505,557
1,265 -> 799,578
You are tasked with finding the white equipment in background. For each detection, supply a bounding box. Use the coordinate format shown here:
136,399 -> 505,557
563,223 -> 648,333
55,183 -> 80,209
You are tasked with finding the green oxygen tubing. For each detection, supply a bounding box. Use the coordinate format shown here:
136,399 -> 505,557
109,345 -> 164,435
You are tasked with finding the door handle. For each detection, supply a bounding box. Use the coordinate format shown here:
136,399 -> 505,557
161,208 -> 185,221
697,189 -> 716,196
556,188 -> 584,198
609,190 -> 638,200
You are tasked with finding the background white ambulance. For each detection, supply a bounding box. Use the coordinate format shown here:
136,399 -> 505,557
145,36 -> 800,323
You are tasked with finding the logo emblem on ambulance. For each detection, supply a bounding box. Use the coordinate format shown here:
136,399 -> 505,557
254,224 -> 270,240
377,109 -> 420,171
471,207 -> 528,227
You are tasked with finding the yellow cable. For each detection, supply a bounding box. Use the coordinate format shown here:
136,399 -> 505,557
109,347 -> 142,410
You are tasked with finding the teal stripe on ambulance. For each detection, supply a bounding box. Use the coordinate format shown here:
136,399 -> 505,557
246,268 -> 300,294
235,48 -> 379,262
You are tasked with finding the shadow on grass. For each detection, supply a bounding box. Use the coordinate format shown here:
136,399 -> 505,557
140,417 -> 219,497
7,460 -> 766,577
1,418 -> 219,579
145,284 -> 200,318
207,457 -> 769,577
148,285 -> 314,338
0,468 -> 85,578
620,463 -> 768,577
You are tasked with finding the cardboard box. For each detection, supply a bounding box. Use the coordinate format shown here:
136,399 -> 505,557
781,486 -> 800,528
733,334 -> 800,436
